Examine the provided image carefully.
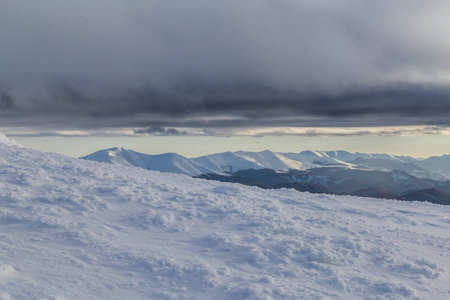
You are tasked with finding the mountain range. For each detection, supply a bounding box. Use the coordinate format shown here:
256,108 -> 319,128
83,148 -> 352,176
82,148 -> 450,204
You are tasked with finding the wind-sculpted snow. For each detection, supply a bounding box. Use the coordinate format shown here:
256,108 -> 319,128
0,138 -> 449,299
0,133 -> 22,147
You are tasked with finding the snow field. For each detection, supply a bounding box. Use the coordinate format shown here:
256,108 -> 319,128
0,139 -> 449,299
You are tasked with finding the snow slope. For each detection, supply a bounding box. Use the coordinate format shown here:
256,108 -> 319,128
0,133 -> 22,147
234,150 -> 304,171
300,150 -> 413,163
1,137 -> 450,299
192,151 -> 264,174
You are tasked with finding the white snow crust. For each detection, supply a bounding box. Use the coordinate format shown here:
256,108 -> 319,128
0,136 -> 449,299
0,133 -> 22,147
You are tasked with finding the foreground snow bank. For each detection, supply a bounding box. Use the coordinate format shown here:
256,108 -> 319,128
0,133 -> 22,147
0,137 -> 449,299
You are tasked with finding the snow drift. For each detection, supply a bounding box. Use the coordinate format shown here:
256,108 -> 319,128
0,135 -> 449,299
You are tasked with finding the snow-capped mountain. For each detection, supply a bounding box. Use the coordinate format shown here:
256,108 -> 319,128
82,147 -> 450,203
199,167 -> 450,204
83,148 -> 354,176
1,134 -> 450,299
302,151 -> 447,180
83,147 -> 218,176
191,151 -> 263,173
190,150 -> 341,173
300,150 -> 412,162
83,147 -> 450,181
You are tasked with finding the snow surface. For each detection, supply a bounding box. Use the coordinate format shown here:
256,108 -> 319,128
0,133 -> 22,147
1,136 -> 450,299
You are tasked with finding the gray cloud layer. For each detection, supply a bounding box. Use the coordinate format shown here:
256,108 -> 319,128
1,1 -> 450,131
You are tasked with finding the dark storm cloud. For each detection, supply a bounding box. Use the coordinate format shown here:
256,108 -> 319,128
133,126 -> 186,135
2,1 -> 450,132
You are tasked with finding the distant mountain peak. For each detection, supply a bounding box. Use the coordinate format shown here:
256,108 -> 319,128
299,150 -> 324,157
258,149 -> 275,154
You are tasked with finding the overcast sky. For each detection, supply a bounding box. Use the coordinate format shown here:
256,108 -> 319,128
2,1 -> 450,138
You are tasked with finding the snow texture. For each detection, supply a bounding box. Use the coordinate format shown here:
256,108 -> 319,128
0,136 -> 450,299
0,133 -> 22,147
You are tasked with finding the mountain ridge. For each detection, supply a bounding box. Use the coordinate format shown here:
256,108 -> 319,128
82,147 -> 450,181
80,147 -> 450,204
